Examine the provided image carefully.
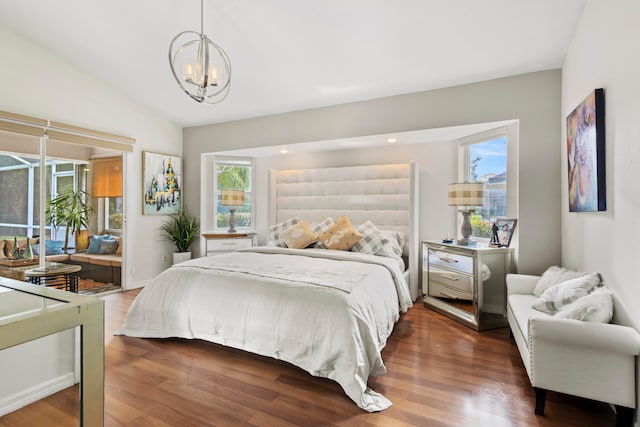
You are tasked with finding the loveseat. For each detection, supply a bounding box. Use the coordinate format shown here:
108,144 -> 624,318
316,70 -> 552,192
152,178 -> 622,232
507,272 -> 640,426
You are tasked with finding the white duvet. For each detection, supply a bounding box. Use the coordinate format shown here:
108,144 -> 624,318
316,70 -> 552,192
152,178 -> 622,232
116,246 -> 413,411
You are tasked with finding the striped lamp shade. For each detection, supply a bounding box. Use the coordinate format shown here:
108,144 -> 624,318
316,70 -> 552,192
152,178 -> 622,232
448,182 -> 485,206
221,189 -> 245,206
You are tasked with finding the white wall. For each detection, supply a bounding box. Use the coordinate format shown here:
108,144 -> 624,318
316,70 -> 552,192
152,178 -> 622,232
0,25 -> 181,413
561,1 -> 640,327
185,70 -> 562,276
0,25 -> 183,288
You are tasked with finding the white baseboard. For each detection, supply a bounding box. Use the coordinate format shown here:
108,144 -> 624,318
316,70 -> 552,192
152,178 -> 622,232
0,372 -> 75,417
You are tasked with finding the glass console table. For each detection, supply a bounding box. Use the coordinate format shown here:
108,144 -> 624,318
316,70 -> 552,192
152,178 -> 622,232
0,277 -> 104,425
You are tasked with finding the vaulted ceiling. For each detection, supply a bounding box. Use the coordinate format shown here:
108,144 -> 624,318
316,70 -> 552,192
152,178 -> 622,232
0,1 -> 586,128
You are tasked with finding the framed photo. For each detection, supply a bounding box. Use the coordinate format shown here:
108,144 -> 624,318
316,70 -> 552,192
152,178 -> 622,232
566,88 -> 606,212
142,151 -> 182,215
493,218 -> 517,247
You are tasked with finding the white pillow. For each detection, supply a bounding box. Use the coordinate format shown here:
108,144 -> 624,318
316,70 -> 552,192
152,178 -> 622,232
531,272 -> 601,314
532,266 -> 589,297
267,217 -> 300,247
554,287 -> 614,323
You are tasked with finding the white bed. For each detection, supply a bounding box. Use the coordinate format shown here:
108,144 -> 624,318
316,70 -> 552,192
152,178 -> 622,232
116,162 -> 419,411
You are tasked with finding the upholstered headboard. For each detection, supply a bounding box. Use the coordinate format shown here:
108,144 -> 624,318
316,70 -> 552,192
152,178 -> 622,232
269,162 -> 419,300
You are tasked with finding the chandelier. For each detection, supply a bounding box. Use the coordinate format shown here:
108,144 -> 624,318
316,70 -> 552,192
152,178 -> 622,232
168,0 -> 231,104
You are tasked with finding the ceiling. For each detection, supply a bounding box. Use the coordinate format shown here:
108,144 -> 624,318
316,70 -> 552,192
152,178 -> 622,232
0,1 -> 585,128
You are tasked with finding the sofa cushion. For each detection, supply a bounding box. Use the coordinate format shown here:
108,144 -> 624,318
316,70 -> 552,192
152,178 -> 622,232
99,239 -> 119,254
532,266 -> 589,297
508,293 -> 547,343
86,234 -> 111,254
555,286 -> 614,323
532,273 -> 601,314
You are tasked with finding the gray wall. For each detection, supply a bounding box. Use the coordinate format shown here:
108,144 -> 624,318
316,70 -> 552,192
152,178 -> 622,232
184,70 -> 562,275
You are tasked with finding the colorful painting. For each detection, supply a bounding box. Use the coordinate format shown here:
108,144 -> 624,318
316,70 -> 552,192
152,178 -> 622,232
566,88 -> 606,212
142,151 -> 181,215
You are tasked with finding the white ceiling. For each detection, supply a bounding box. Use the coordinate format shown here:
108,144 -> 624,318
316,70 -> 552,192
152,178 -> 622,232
0,0 -> 585,128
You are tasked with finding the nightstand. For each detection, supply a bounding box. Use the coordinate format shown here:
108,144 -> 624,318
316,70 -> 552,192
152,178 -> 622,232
202,231 -> 256,256
421,240 -> 514,330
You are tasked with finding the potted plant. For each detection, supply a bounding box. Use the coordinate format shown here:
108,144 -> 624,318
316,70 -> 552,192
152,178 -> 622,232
45,189 -> 94,254
160,208 -> 200,264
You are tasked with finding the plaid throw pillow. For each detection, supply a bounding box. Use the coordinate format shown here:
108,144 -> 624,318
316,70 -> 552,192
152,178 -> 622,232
351,221 -> 389,255
267,217 -> 300,247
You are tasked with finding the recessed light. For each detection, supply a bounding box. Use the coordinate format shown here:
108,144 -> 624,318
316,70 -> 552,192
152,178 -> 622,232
386,138 -> 397,143
280,148 -> 289,154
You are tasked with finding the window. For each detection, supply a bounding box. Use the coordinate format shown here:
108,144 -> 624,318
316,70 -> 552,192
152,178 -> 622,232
105,197 -> 123,230
213,157 -> 253,230
461,134 -> 508,240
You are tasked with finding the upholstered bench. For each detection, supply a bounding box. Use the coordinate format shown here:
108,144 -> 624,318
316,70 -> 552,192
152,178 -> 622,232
507,272 -> 640,426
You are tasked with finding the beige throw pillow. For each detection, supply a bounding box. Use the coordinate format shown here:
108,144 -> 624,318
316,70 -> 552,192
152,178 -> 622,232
317,215 -> 363,251
282,220 -> 318,249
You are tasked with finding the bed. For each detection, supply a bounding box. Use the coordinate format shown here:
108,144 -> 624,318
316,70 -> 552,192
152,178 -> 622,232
116,162 -> 419,411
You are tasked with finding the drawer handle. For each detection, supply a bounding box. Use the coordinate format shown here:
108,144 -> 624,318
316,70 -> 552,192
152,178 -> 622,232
440,292 -> 459,299
441,274 -> 459,281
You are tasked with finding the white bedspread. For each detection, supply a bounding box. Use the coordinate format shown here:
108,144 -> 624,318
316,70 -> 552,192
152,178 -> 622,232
116,247 -> 413,411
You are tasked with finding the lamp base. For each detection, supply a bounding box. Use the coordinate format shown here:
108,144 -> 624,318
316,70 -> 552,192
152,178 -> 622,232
456,238 -> 477,246
227,208 -> 237,233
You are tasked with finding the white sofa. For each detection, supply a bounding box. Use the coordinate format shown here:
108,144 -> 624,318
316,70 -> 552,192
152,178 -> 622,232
506,273 -> 640,426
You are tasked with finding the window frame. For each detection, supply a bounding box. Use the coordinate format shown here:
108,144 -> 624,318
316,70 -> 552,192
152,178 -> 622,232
457,126 -> 514,243
212,156 -> 255,232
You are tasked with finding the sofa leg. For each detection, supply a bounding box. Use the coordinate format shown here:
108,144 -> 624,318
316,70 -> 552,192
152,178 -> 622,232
534,388 -> 546,415
615,405 -> 634,427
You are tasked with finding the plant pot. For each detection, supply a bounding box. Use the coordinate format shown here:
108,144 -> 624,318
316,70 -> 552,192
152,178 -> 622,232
75,229 -> 90,252
172,251 -> 191,265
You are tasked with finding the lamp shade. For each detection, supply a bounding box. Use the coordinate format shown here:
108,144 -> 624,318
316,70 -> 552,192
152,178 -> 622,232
448,182 -> 485,207
221,189 -> 245,206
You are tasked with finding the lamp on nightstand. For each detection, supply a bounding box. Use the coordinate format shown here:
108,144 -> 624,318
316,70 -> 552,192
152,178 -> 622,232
221,189 -> 245,232
448,182 -> 485,246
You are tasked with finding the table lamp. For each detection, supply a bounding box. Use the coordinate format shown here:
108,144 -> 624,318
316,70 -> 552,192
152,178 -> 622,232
221,189 -> 245,232
448,182 -> 485,246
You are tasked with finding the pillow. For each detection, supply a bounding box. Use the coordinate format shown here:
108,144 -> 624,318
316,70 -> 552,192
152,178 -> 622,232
99,239 -> 119,255
351,221 -> 389,255
382,230 -> 406,257
282,220 -> 318,249
554,286 -> 614,323
317,215 -> 363,251
115,236 -> 123,255
86,234 -> 112,254
533,266 -> 589,297
532,272 -> 601,314
267,218 -> 300,247
32,240 -> 65,256
310,217 -> 335,248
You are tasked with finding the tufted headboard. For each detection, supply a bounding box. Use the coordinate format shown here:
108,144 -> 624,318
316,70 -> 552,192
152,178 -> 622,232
269,162 -> 419,300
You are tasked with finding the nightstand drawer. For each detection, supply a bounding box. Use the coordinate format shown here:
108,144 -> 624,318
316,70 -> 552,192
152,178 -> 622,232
429,267 -> 474,294
207,238 -> 252,252
428,248 -> 473,274
428,280 -> 473,301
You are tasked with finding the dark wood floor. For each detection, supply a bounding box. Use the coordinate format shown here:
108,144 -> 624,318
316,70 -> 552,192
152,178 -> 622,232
0,290 -> 617,426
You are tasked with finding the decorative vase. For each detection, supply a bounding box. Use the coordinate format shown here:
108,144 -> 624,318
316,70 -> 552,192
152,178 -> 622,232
172,251 -> 192,265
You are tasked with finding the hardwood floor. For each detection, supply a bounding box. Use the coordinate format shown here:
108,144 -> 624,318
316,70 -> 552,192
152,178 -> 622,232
0,290 -> 617,426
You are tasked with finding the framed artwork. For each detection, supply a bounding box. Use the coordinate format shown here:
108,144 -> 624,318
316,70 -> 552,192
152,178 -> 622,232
566,88 -> 606,212
493,218 -> 517,247
142,151 -> 182,215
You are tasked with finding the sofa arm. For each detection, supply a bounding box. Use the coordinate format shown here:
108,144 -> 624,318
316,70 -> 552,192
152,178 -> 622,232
506,273 -> 539,295
529,316 -> 640,355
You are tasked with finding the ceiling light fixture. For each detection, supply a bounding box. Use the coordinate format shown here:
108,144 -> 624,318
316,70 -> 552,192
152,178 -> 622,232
168,0 -> 231,104
386,137 -> 398,143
